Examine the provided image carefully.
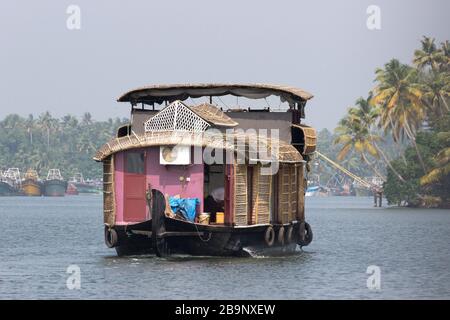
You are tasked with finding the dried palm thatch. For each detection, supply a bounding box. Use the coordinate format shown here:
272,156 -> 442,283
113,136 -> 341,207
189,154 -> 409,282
93,130 -> 303,164
117,83 -> 313,108
189,103 -> 238,127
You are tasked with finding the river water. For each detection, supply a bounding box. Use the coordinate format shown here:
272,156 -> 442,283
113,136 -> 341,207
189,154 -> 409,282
0,195 -> 449,299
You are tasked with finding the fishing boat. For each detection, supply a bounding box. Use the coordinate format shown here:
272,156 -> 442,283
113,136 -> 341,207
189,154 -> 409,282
0,168 -> 22,196
94,84 -> 316,257
66,183 -> 79,195
43,169 -> 67,197
69,172 -> 100,194
22,169 -> 43,196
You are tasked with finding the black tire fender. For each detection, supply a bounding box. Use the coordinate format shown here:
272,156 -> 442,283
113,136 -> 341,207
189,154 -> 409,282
285,225 -> 294,244
105,227 -> 118,248
297,221 -> 313,247
264,226 -> 275,247
277,226 -> 285,245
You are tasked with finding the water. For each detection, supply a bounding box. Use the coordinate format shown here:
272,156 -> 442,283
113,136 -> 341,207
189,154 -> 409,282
0,195 -> 449,299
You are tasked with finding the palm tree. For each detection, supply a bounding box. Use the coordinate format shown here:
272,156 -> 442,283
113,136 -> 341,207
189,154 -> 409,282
420,71 -> 450,118
440,40 -> 450,72
420,132 -> 450,185
372,59 -> 427,173
25,114 -> 34,145
334,97 -> 386,181
334,96 -> 406,182
413,36 -> 443,72
37,111 -> 53,148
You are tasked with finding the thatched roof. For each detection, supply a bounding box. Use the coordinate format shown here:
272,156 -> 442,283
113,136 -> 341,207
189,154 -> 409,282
93,131 -> 302,164
189,103 -> 238,127
117,83 -> 313,108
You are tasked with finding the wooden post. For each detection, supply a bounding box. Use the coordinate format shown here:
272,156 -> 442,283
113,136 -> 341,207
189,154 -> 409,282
374,191 -> 377,207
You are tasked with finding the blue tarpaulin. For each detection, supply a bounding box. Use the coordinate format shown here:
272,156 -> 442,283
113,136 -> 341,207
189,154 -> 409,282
169,197 -> 199,222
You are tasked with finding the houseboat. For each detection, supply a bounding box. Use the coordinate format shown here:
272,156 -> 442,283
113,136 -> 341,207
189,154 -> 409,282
43,169 -> 67,197
94,84 -> 316,257
22,169 -> 43,196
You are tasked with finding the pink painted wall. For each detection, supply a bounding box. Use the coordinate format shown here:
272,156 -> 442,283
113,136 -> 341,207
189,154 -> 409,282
114,147 -> 204,225
146,147 -> 204,214
114,152 -> 125,224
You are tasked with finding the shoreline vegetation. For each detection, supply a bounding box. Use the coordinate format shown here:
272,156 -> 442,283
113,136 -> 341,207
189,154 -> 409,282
0,113 -> 127,180
0,38 -> 448,208
332,36 -> 449,208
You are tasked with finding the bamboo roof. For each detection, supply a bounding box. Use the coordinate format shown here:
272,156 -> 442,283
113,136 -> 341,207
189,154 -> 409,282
117,83 -> 313,108
189,103 -> 238,127
93,131 -> 303,163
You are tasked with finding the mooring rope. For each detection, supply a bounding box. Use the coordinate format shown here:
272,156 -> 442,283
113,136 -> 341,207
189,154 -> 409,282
193,221 -> 212,242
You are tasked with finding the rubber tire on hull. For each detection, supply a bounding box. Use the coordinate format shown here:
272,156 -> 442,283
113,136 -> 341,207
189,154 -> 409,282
105,227 -> 118,248
277,226 -> 285,245
297,222 -> 313,247
264,226 -> 275,247
285,225 -> 294,244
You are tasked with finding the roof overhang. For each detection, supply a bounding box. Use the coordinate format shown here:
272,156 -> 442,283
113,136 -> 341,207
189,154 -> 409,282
93,130 -> 303,164
117,83 -> 313,108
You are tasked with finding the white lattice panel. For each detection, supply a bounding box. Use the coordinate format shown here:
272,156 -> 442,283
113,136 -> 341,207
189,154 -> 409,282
144,100 -> 210,132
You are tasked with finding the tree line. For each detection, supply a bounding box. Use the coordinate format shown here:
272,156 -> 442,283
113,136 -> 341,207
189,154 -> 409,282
0,112 -> 127,180
333,36 -> 449,207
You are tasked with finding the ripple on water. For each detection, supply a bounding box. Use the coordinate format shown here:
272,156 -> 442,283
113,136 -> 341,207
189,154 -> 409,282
0,196 -> 449,299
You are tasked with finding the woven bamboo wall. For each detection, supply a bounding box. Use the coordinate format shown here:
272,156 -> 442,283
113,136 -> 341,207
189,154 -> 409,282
297,164 -> 305,221
251,165 -> 272,225
233,164 -> 248,226
278,165 -> 291,224
290,165 -> 298,221
103,156 -> 115,226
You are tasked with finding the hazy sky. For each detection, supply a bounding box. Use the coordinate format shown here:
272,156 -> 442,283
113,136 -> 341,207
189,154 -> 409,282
0,0 -> 448,129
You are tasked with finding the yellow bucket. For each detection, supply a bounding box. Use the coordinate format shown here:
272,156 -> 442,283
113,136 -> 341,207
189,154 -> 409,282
216,212 -> 224,224
198,213 -> 210,225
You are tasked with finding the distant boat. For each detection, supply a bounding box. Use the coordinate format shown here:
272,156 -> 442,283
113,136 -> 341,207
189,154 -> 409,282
305,185 -> 330,197
0,176 -> 17,196
69,172 -> 100,194
305,186 -> 320,197
66,183 -> 79,195
43,169 -> 67,197
22,169 -> 43,196
0,168 -> 22,196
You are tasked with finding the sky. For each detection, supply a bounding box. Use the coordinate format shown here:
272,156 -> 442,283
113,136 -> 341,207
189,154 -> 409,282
0,0 -> 449,130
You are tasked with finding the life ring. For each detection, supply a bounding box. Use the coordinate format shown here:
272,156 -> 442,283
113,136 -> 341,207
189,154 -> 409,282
264,226 -> 275,247
297,221 -> 313,247
277,226 -> 285,245
105,227 -> 118,248
285,225 -> 294,244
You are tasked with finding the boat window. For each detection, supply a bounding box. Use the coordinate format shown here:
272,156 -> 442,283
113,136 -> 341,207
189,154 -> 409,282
126,152 -> 145,174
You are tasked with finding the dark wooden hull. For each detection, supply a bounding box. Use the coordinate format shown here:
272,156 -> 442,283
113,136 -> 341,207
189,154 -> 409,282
109,218 -> 300,257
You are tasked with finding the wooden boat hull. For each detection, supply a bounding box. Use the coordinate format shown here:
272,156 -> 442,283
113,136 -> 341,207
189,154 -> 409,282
43,179 -> 67,197
108,218 -> 300,257
22,179 -> 42,196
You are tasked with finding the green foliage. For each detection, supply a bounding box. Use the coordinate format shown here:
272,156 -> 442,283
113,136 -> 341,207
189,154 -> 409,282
0,112 -> 127,180
334,36 -> 449,207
